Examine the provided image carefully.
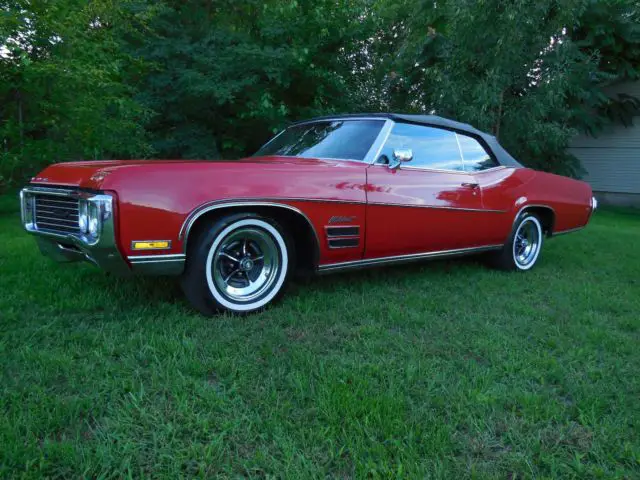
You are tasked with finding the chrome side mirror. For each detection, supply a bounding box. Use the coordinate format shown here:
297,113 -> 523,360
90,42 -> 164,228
389,148 -> 413,169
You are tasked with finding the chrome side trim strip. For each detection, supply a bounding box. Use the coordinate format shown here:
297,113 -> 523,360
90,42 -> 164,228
127,253 -> 186,275
179,197 -> 507,254
552,226 -> 585,236
252,198 -> 364,205
398,165 -> 507,175
257,155 -> 367,165
368,162 -> 509,176
368,201 -> 507,213
318,244 -> 503,273
127,254 -> 186,275
128,253 -> 186,263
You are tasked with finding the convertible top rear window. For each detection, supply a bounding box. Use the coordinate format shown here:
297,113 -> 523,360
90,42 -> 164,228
254,120 -> 384,161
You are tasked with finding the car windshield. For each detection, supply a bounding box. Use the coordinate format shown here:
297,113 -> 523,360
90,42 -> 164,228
254,119 -> 385,161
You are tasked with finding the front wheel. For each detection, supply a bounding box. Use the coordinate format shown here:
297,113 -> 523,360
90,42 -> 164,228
492,213 -> 543,271
181,214 -> 293,315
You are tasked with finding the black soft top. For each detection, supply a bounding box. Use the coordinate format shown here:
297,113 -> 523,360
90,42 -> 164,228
292,113 -> 523,168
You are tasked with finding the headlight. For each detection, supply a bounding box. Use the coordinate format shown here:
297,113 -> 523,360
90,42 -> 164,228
79,200 -> 89,234
78,197 -> 105,238
88,202 -> 100,236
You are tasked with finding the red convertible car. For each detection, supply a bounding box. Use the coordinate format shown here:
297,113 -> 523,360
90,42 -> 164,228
20,114 -> 597,315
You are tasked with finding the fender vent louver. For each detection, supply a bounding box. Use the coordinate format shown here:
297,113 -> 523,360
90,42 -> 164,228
326,226 -> 359,237
325,225 -> 360,249
328,238 -> 360,248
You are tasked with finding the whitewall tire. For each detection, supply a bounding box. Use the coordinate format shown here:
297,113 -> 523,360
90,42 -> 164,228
181,214 -> 293,315
492,212 -> 544,271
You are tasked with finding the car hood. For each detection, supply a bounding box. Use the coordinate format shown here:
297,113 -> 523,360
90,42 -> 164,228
29,156 -> 344,190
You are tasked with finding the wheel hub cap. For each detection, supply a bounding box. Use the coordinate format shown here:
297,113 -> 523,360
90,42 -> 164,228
240,257 -> 254,271
513,219 -> 540,268
211,227 -> 280,303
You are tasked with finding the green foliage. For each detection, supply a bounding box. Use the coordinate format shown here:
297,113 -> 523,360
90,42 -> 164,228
129,0 -> 375,159
0,0 -> 152,187
571,0 -> 640,133
1,0 -> 639,187
370,0 -> 640,176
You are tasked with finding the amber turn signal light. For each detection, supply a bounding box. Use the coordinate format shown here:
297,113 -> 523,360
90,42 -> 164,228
131,240 -> 171,250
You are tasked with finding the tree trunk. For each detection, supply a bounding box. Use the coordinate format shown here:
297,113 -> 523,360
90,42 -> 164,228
494,90 -> 504,140
16,89 -> 24,149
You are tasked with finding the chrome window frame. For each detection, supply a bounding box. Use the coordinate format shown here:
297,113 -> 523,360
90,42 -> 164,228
388,164 -> 507,175
455,133 -> 466,171
375,121 -> 465,173
255,117 -> 508,174
375,121 -> 507,174
455,131 -> 501,173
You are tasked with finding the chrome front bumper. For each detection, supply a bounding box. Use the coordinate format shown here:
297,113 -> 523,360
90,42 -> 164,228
20,186 -> 131,275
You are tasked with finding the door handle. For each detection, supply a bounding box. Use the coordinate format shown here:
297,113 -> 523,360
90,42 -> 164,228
461,182 -> 479,189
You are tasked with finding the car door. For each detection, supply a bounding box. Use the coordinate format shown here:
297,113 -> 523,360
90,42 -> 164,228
364,122 -> 497,259
456,133 -> 515,245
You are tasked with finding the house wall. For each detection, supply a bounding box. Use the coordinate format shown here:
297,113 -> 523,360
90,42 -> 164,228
568,81 -> 640,206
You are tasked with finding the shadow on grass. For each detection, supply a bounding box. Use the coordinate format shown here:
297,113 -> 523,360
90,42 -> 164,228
74,254 -> 489,316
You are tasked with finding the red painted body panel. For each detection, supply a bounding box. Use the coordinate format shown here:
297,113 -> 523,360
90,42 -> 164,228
31,155 -> 593,269
366,165 -> 493,257
33,157 -> 369,264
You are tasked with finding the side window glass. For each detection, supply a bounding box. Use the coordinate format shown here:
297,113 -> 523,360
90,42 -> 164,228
379,123 -> 464,171
458,134 -> 499,172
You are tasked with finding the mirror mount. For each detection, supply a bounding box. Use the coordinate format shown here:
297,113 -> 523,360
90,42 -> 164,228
389,148 -> 413,170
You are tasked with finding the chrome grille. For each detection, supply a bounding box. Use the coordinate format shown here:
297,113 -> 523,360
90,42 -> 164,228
33,194 -> 80,235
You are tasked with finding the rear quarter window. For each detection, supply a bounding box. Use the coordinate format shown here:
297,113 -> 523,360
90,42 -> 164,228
458,134 -> 499,172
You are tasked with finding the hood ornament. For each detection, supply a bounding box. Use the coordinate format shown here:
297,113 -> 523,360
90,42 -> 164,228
90,171 -> 110,182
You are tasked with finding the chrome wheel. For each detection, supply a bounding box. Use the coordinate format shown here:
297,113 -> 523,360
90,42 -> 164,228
212,227 -> 280,302
205,218 -> 289,312
512,216 -> 542,269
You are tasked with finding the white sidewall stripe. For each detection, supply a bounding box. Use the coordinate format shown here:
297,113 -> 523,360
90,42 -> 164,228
513,216 -> 542,271
205,219 -> 288,312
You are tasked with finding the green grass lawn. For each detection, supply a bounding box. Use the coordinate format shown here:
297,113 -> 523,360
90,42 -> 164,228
1,196 -> 639,479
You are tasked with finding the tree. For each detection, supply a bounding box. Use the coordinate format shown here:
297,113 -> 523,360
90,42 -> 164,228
570,0 -> 640,133
128,0 -> 376,160
1,0 -> 638,187
0,0 -> 151,187
366,0 -> 640,176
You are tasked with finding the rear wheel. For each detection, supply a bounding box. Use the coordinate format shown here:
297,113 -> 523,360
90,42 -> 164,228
492,212 -> 543,271
181,213 -> 293,315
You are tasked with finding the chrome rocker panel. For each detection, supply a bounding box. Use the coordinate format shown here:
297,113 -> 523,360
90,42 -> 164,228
318,244 -> 503,273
